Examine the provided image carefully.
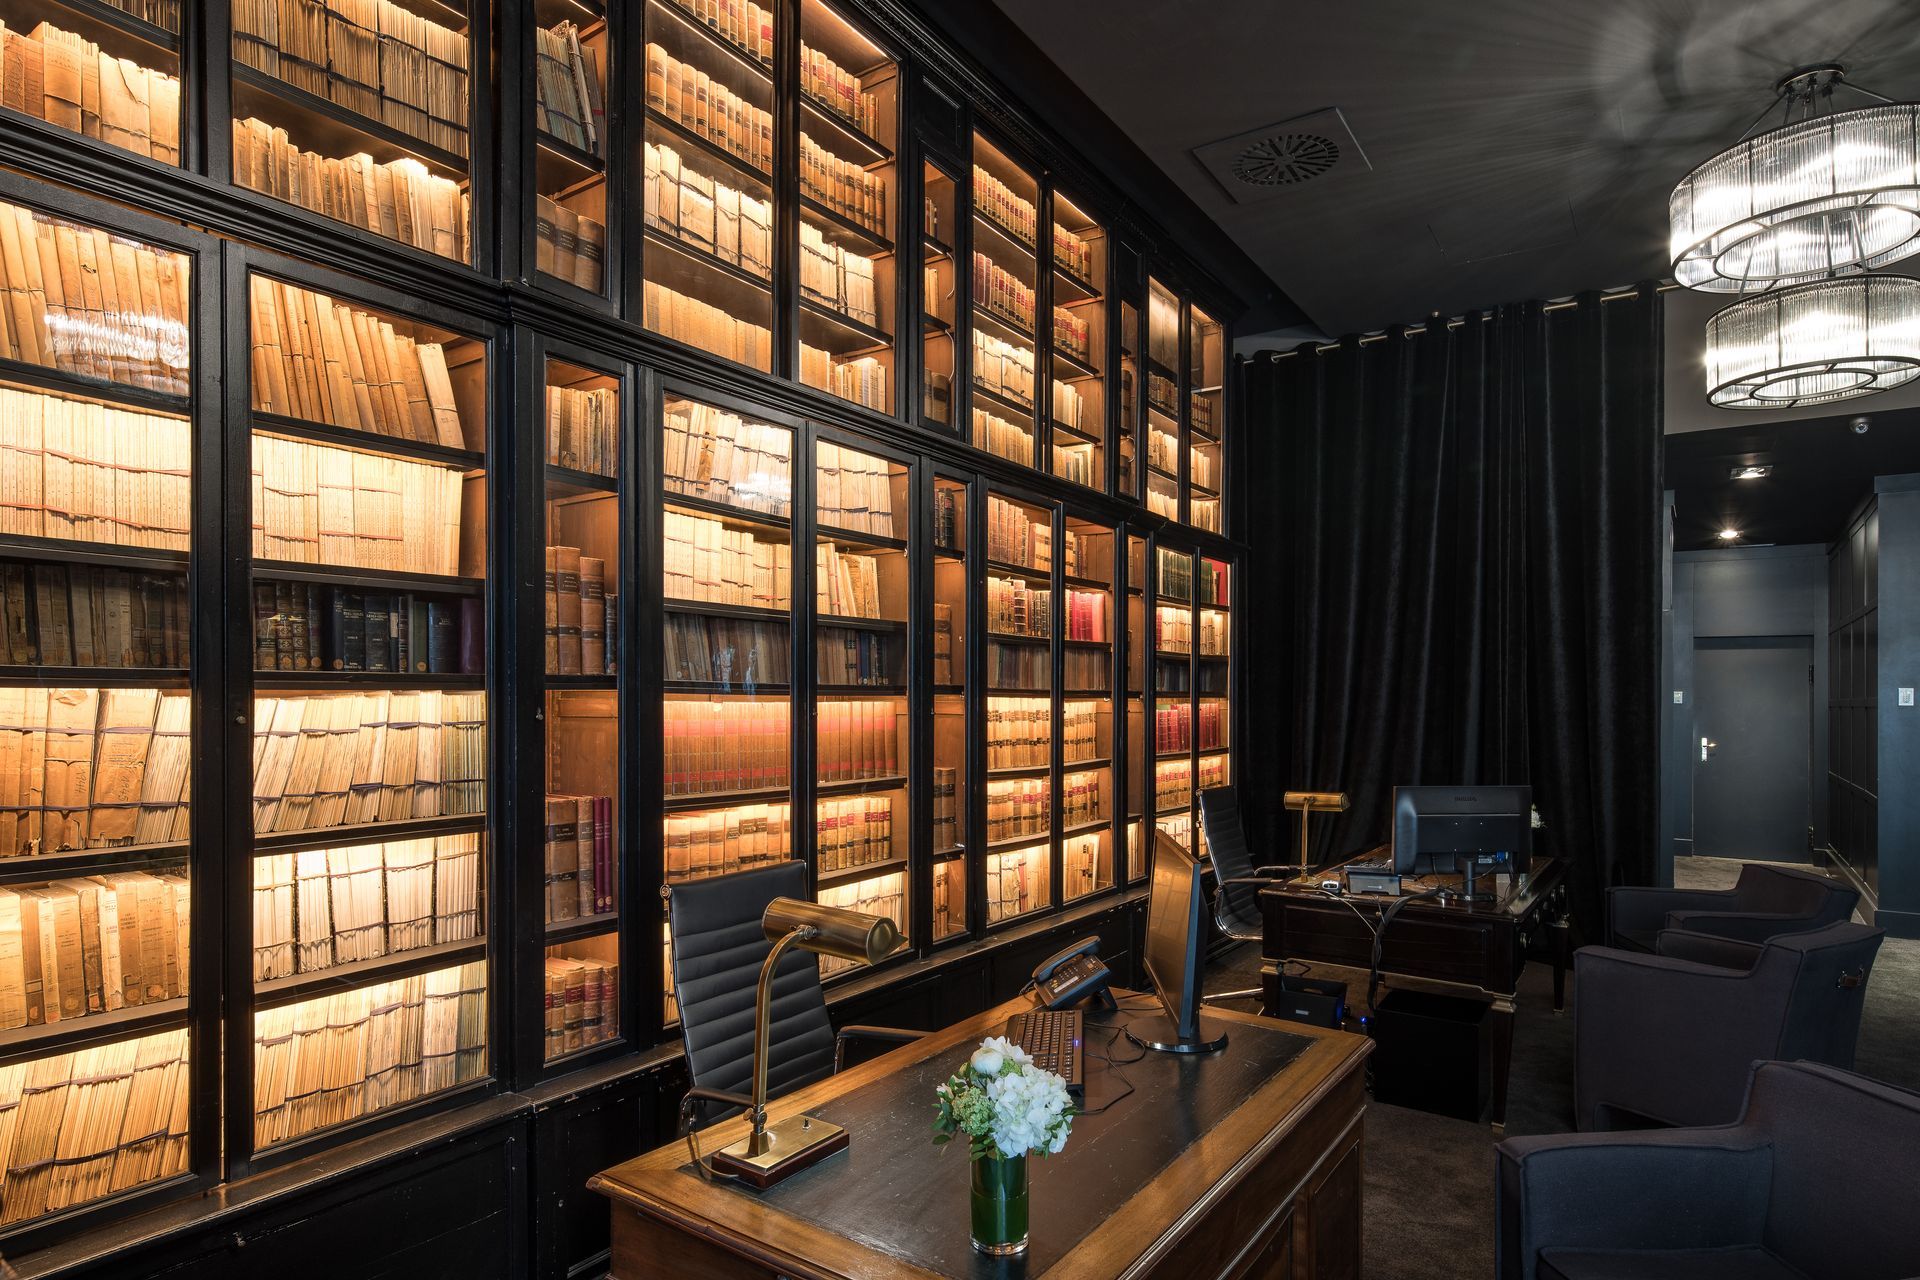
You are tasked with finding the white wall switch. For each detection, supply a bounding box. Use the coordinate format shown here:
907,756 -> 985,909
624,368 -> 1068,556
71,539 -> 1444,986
1902,688 -> 1915,707
1673,690 -> 1684,704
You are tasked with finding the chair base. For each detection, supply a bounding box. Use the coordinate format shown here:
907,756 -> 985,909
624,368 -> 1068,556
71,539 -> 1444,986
1205,985 -> 1264,1004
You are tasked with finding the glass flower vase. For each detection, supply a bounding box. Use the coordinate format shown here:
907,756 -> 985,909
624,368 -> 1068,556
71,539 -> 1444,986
969,1153 -> 1029,1256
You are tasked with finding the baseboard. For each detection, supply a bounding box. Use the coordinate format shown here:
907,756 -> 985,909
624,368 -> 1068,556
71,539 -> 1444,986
1873,906 -> 1920,940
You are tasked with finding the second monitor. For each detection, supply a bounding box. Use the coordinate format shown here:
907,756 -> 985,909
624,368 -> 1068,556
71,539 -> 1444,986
1390,785 -> 1531,882
1125,830 -> 1230,1055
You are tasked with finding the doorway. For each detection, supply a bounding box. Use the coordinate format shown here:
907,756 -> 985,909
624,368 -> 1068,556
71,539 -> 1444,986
1692,637 -> 1812,860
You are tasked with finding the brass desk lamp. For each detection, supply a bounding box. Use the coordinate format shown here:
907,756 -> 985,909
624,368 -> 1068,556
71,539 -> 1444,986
698,897 -> 901,1188
1284,790 -> 1349,882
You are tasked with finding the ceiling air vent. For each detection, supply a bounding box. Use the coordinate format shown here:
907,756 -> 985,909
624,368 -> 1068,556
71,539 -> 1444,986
1193,108 -> 1370,206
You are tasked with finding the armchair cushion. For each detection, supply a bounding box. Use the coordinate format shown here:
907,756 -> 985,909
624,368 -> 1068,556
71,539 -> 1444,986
1606,885 -> 1734,952
1606,865 -> 1857,953
1539,1247 -> 1809,1280
1653,929 -> 1763,970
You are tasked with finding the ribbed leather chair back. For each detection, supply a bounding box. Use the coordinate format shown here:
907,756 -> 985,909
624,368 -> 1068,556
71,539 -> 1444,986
666,861 -> 837,1114
1198,787 -> 1262,937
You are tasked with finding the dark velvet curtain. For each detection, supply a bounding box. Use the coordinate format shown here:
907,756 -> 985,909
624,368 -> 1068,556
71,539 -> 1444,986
1243,286 -> 1663,936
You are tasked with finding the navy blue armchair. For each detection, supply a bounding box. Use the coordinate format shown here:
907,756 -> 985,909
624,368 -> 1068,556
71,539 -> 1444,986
1499,1061 -> 1920,1280
1606,863 -> 1857,953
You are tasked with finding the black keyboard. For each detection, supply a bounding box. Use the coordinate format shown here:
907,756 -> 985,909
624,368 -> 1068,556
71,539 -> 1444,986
1004,1009 -> 1084,1097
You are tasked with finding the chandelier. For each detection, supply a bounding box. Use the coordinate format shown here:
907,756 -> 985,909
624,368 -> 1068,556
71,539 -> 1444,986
1671,67 -> 1920,293
1705,275 -> 1920,409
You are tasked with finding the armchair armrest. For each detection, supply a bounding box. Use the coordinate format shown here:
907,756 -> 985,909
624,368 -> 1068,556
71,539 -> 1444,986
834,1024 -> 926,1072
1655,928 -> 1765,971
1573,947 -> 1779,1129
1663,909 -> 1813,945
1496,1129 -> 1772,1280
1606,885 -> 1734,948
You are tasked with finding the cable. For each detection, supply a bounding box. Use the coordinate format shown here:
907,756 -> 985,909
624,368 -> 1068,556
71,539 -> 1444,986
1367,889 -> 1446,1014
1074,1023 -> 1141,1115
1314,888 -> 1379,940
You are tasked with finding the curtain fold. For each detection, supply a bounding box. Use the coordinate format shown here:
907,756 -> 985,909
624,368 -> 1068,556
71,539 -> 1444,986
1244,285 -> 1663,935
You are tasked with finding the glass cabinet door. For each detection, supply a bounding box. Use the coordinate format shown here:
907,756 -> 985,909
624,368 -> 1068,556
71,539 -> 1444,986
1124,532 -> 1148,882
3,0 -> 184,166
970,135 -> 1039,470
659,391 -> 794,1022
642,0 -> 776,370
1195,553 -> 1232,851
232,0 -> 476,263
920,158 -> 958,430
1152,545 -> 1194,851
532,0 -> 615,300
810,438 -> 911,972
538,353 -> 623,1064
245,265 -> 492,1154
796,0 -> 899,414
983,490 -> 1053,922
1061,514 -> 1115,901
930,474 -> 969,941
1117,292 -> 1141,502
1144,277 -> 1180,521
1188,305 -> 1223,533
1049,193 -> 1105,491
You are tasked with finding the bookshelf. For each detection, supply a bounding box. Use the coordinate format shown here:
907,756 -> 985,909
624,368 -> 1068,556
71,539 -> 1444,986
658,389 -> 794,1020
1194,552 -> 1232,856
1117,294 -> 1141,501
0,188 -> 204,1239
930,473 -> 968,940
643,0 -> 777,372
921,158 -> 957,430
1144,276 -> 1180,523
1050,192 -> 1104,492
1188,304 -> 1223,534
1153,544 -> 1194,852
1061,513 -> 1116,902
530,0 -> 615,301
970,133 -> 1039,472
984,489 -> 1052,923
537,352 -> 624,1067
0,0 -> 183,174
1124,531 -> 1147,882
230,0 -> 476,265
796,0 -> 897,415
244,260 -> 492,1158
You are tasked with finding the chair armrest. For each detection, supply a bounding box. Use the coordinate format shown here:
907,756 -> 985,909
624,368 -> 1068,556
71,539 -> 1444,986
1252,865 -> 1298,879
1606,885 -> 1734,947
679,1085 -> 755,1132
1663,910 -> 1812,945
834,1025 -> 926,1072
1655,928 -> 1765,971
1573,947 -> 1778,1129
1496,1130 -> 1772,1280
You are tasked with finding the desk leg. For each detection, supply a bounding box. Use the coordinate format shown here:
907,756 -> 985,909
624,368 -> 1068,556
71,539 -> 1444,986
1489,994 -> 1515,1136
1551,918 -> 1570,1014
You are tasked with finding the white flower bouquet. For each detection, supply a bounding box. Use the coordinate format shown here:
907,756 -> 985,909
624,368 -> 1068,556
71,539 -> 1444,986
931,1035 -> 1075,1160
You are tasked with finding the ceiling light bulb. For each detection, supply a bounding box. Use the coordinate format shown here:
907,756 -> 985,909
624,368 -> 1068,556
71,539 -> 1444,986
1719,528 -> 1741,540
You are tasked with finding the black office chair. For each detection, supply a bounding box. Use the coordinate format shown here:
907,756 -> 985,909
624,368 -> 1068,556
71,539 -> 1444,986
1606,863 -> 1858,953
665,861 -> 923,1127
1198,787 -> 1295,1002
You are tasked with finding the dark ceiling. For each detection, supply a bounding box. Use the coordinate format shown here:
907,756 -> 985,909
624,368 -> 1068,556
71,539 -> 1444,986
1666,411 -> 1920,552
990,0 -> 1920,340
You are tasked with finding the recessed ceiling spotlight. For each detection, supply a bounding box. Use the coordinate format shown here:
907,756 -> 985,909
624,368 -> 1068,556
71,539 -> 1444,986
1719,527 -> 1742,540
1729,464 -> 1773,480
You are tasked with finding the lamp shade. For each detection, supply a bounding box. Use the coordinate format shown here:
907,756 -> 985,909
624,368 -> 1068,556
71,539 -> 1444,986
1706,275 -> 1920,408
1671,103 -> 1920,292
762,896 -> 902,966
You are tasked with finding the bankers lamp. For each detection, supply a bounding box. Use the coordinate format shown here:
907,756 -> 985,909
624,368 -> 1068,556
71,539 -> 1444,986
703,897 -> 901,1187
1284,790 -> 1349,882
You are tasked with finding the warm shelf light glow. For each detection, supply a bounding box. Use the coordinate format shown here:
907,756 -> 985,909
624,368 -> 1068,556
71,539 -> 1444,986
1705,275 -> 1920,408
1719,528 -> 1741,540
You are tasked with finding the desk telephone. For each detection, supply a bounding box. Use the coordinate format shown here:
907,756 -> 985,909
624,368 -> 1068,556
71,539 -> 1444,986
1030,936 -> 1116,1011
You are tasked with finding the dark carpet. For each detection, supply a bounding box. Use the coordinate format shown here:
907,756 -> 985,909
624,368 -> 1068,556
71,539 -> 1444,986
1202,856 -> 1918,1280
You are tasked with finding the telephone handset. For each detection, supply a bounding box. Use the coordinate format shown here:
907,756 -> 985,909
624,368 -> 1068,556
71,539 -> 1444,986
1030,936 -> 1116,1011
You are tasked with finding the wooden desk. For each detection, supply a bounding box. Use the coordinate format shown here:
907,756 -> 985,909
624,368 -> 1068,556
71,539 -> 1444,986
1258,852 -> 1569,1133
591,993 -> 1371,1280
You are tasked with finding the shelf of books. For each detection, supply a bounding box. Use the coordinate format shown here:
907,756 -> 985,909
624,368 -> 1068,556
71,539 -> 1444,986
811,437 -> 910,975
0,0 -> 183,169
1049,193 -> 1104,492
983,491 -> 1052,924
1187,304 -> 1223,534
1144,277 -> 1180,523
1060,513 -> 1115,903
538,353 -> 623,1066
921,158 -> 957,430
231,0 -> 476,265
1153,545 -> 1195,854
531,0 -> 614,300
659,390 -> 793,1022
245,263 -> 491,1157
1116,291 -> 1141,503
1124,533 -> 1147,883
797,0 -> 897,415
1193,553 -> 1232,854
930,474 -> 968,941
969,134 -> 1040,471
643,0 -> 776,372
0,192 -> 199,1237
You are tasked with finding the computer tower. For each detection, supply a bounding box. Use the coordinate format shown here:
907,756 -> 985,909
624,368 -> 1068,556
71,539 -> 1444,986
1368,989 -> 1492,1120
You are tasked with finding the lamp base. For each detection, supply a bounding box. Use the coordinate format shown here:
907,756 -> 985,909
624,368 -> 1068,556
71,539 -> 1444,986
708,1114 -> 849,1189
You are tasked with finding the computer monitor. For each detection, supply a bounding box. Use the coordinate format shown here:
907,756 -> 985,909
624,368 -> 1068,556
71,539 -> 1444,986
1390,786 -> 1531,882
1126,831 -> 1229,1055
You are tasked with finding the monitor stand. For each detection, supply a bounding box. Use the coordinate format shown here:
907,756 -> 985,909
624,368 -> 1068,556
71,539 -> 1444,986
1124,1012 -> 1230,1055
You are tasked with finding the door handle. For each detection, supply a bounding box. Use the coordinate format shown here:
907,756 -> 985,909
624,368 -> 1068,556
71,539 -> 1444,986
1700,736 -> 1718,761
